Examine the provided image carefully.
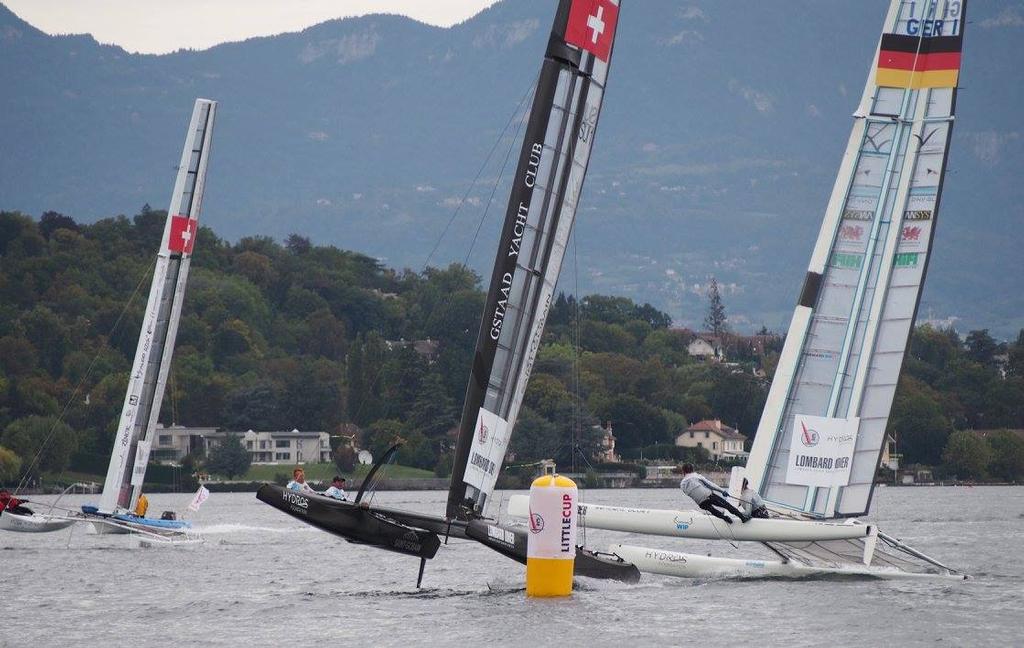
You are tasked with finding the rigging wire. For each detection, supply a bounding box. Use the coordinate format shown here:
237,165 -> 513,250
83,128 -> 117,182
423,78 -> 537,271
346,77 -> 537,429
14,257 -> 159,496
462,76 -> 537,268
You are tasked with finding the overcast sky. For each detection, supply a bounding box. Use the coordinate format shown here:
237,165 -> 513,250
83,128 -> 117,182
6,0 -> 500,54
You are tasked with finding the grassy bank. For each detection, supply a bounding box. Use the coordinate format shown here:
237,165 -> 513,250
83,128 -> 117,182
239,462 -> 434,482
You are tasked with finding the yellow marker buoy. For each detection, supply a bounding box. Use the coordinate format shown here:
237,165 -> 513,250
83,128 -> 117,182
525,473 -> 577,597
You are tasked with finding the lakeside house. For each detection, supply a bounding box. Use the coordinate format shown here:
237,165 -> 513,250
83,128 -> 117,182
686,336 -> 725,361
675,419 -> 748,461
152,424 -> 331,465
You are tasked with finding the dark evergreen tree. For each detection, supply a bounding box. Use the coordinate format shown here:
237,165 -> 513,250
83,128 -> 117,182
206,434 -> 251,478
703,277 -> 728,335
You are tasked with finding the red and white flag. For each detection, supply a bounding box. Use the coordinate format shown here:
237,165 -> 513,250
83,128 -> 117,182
168,214 -> 198,254
565,0 -> 619,62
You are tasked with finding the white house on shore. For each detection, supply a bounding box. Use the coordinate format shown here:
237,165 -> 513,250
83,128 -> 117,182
152,424 -> 331,465
675,419 -> 748,461
242,428 -> 331,464
687,336 -> 725,361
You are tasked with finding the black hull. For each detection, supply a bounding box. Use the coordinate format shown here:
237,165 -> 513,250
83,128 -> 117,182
257,484 -> 440,560
466,520 -> 640,584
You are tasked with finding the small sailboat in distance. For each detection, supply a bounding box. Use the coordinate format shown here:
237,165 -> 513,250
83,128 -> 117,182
82,98 -> 217,543
557,0 -> 969,580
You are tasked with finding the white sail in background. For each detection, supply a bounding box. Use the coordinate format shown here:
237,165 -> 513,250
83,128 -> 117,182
744,0 -> 966,518
447,0 -> 622,519
99,99 -> 217,514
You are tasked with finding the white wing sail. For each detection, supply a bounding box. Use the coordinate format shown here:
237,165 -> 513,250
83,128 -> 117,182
99,99 -> 217,513
745,0 -> 965,518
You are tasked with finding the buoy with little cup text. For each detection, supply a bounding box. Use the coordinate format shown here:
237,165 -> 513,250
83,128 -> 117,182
525,473 -> 577,597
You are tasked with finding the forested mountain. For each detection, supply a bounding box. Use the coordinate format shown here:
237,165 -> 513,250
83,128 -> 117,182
1,210 -> 1022,485
1,1 -> 1022,334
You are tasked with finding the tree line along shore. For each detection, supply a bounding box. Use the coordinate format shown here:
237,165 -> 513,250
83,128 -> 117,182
1,209 -> 1022,492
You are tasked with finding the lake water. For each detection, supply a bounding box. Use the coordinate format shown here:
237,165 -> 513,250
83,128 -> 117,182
3,486 -> 1022,647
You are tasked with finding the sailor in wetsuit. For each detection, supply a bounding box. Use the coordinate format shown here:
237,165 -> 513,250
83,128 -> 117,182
739,478 -> 770,519
679,464 -> 749,524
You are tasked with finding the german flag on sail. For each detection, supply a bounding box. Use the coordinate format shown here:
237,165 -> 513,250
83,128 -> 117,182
876,33 -> 962,89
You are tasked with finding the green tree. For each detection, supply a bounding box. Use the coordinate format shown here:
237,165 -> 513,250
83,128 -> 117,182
941,431 -> 991,480
703,277 -> 728,336
988,430 -> 1024,481
598,395 -> 670,449
407,372 -> 456,439
889,377 -> 953,465
206,434 -> 251,479
0,446 -> 21,484
1,416 -> 77,477
964,329 -> 999,367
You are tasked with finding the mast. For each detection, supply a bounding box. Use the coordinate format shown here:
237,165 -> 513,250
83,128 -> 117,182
447,0 -> 621,520
99,99 -> 217,514
744,0 -> 966,518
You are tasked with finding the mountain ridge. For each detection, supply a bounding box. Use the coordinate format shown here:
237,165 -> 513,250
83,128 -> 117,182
1,0 -> 1021,335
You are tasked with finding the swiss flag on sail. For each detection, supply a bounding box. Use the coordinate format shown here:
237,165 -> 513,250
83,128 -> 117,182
565,0 -> 618,62
168,214 -> 198,254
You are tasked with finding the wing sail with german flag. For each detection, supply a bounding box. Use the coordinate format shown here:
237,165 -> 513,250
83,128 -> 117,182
744,0 -> 967,519
876,33 -> 962,89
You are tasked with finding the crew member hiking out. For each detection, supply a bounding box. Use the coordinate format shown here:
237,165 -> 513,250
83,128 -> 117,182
679,464 -> 749,524
739,478 -> 770,519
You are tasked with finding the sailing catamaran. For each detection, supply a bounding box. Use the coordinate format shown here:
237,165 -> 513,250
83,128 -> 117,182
508,0 -> 969,580
258,0 -> 638,584
82,98 -> 217,541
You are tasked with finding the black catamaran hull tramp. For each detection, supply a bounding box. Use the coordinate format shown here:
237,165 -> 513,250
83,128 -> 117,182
84,98 -> 216,538
256,485 -> 441,560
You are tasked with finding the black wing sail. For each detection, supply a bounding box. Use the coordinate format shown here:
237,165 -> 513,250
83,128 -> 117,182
447,0 -> 621,520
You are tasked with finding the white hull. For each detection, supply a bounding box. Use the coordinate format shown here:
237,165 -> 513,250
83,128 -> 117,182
91,520 -> 131,535
506,495 -> 870,542
610,544 -> 966,581
0,510 -> 79,533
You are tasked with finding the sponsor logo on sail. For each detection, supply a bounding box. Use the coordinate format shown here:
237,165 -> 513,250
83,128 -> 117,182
894,252 -> 920,268
477,418 -> 488,444
904,210 -> 932,221
831,252 -> 863,270
902,226 -> 922,241
470,451 -> 496,475
839,225 -> 863,241
800,421 -> 820,448
843,209 -> 873,221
